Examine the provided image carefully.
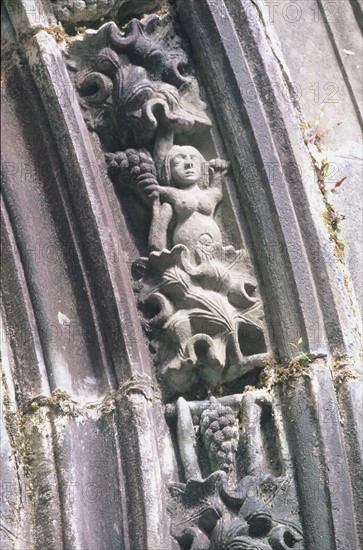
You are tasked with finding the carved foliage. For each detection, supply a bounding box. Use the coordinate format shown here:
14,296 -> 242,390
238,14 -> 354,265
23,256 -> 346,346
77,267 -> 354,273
67,16 -> 210,149
67,14 -> 268,394
108,146 -> 267,392
67,14 -> 305,549
169,396 -> 304,550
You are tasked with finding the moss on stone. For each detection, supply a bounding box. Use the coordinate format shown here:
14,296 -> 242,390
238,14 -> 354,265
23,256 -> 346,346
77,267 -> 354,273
43,24 -> 74,44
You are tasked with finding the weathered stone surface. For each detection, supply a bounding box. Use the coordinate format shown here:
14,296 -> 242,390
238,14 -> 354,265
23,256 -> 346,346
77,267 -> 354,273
278,362 -> 361,550
67,14 -> 269,395
3,0 -> 50,34
0,341 -> 32,550
2,1 -> 362,549
337,377 -> 363,544
66,15 -> 211,150
177,0 -> 328,358
168,393 -> 303,549
2,16 -> 174,549
327,142 -> 363,312
268,0 -> 362,149
50,0 -> 163,24
267,0 -> 363,319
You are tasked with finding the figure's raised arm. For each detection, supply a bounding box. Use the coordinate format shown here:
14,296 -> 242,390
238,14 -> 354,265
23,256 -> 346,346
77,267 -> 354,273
208,158 -> 230,189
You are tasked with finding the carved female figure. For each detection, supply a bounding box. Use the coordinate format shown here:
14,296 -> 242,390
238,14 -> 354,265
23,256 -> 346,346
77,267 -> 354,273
107,144 -> 265,390
142,145 -> 229,254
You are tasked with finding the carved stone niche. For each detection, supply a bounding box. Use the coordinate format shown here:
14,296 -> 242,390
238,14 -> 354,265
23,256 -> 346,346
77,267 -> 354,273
66,13 -> 270,398
64,11 -> 306,550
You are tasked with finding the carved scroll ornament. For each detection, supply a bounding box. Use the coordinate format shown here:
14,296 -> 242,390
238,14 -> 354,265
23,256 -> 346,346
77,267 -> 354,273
66,16 -> 210,150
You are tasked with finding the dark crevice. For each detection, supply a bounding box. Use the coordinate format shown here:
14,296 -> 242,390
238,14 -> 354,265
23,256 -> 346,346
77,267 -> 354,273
260,402 -> 282,477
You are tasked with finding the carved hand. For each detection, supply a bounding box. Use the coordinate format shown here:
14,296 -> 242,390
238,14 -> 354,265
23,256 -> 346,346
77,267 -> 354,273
208,159 -> 230,187
209,159 -> 230,171
137,174 -> 160,202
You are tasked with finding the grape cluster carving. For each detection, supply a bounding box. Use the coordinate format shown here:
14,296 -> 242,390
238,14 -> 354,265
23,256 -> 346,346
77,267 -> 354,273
200,400 -> 239,474
106,148 -> 156,191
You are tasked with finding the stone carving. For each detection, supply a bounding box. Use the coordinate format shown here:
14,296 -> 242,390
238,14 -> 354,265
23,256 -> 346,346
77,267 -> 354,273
106,17 -> 188,88
199,400 -> 239,474
168,396 -> 304,550
67,17 -> 211,150
67,13 -> 268,394
67,13 -> 305,549
107,145 -> 267,392
117,372 -> 156,401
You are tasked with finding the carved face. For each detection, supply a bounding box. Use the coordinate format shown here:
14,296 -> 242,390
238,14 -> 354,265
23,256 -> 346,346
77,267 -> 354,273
169,146 -> 203,187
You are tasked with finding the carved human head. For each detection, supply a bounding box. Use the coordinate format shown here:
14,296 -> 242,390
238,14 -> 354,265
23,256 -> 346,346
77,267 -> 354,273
163,145 -> 208,188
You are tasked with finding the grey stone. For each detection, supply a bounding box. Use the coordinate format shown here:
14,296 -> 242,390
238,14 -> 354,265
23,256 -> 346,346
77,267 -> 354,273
326,142 -> 363,313
268,0 -> 362,150
50,0 -> 163,24
2,1 -> 362,549
67,15 -> 268,393
2,22 -> 173,549
169,393 -> 303,549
